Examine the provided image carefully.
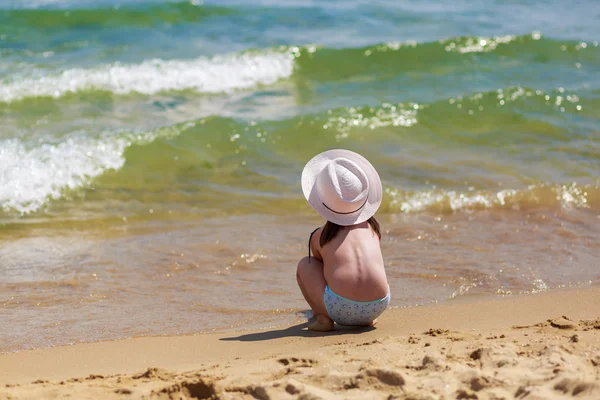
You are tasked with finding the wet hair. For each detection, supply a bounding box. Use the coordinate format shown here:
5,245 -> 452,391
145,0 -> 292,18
320,216 -> 381,247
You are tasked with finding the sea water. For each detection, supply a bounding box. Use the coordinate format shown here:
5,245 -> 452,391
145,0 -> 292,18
0,0 -> 599,352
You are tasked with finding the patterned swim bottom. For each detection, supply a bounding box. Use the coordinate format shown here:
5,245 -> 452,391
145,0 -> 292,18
323,285 -> 390,326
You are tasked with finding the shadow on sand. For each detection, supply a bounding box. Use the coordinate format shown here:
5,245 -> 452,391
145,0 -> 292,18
219,321 -> 376,342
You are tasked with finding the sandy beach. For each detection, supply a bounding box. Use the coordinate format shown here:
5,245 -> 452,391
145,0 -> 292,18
2,1 -> 599,399
1,287 -> 598,399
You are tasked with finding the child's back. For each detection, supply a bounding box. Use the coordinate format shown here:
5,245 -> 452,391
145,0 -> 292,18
310,221 -> 388,302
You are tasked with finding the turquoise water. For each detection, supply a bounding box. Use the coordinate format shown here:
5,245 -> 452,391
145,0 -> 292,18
1,1 -> 599,218
0,0 -> 599,352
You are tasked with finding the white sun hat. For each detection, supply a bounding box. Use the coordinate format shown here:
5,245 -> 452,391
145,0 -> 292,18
301,149 -> 382,226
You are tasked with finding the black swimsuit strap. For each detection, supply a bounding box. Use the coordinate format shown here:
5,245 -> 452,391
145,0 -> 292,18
308,227 -> 319,263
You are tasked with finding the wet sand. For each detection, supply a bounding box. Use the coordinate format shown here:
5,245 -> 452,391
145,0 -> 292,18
2,210 -> 599,354
1,286 -> 599,399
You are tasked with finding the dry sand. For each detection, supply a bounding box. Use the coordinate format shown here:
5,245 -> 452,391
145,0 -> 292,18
1,287 -> 599,400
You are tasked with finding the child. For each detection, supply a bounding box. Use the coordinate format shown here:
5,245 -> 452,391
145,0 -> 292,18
297,149 -> 390,331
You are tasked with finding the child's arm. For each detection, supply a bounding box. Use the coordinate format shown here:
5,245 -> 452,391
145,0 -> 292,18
309,226 -> 324,262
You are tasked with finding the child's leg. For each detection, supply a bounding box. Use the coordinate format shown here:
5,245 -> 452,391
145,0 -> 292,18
296,256 -> 334,331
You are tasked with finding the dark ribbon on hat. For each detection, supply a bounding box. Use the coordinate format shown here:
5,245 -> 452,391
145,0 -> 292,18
322,195 -> 369,215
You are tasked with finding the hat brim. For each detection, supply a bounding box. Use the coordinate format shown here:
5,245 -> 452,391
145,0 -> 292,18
301,149 -> 382,226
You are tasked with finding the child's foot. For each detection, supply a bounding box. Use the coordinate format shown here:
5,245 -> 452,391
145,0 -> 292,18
308,314 -> 334,332
368,319 -> 377,327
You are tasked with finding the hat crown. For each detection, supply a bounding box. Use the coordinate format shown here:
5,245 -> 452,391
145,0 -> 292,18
316,158 -> 369,214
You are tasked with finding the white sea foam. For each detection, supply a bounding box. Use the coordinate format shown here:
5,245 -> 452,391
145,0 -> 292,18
0,51 -> 294,103
0,136 -> 128,214
442,35 -> 517,54
325,103 -> 419,141
385,183 -> 592,213
0,120 -> 202,214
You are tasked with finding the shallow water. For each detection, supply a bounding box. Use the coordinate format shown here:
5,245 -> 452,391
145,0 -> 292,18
1,0 -> 599,352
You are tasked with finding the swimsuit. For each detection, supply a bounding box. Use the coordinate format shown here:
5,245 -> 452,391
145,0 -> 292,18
308,228 -> 390,325
324,285 -> 390,326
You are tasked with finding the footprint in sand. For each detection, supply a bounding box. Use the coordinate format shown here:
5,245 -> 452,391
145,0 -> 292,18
277,357 -> 317,368
151,379 -> 218,399
548,316 -> 576,329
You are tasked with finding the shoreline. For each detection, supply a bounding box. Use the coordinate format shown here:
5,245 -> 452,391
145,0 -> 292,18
3,208 -> 599,356
1,284 -> 594,356
1,286 -> 599,398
